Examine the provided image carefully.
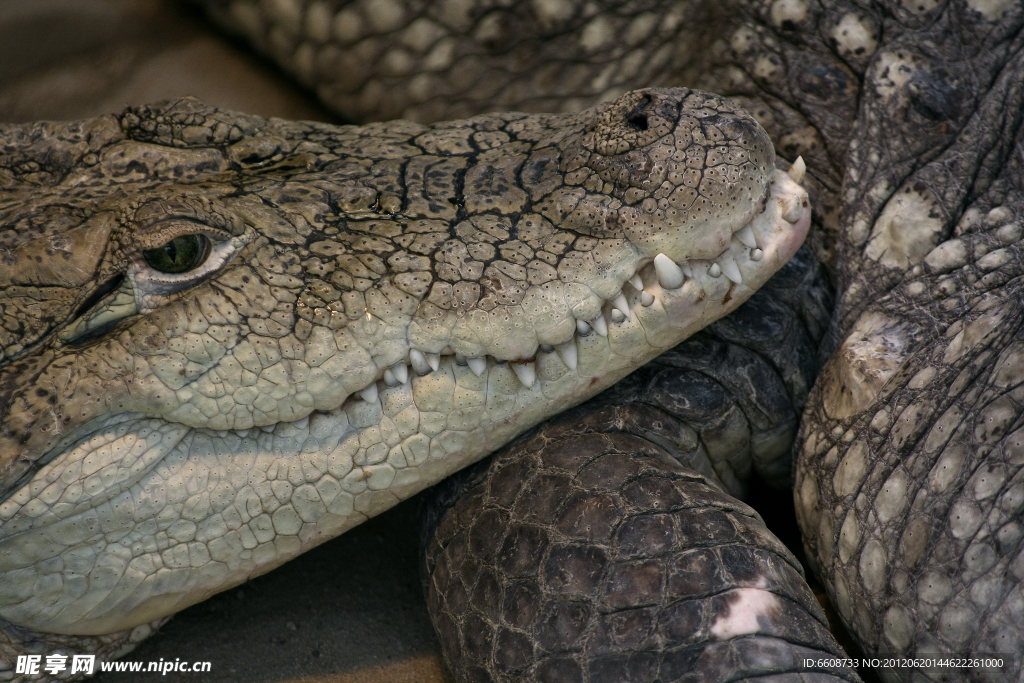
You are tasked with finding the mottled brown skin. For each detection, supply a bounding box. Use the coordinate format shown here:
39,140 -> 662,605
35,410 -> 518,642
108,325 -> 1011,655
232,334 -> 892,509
0,85 -> 802,680
0,87 -> 770,497
212,0 -> 1024,679
6,0 -> 1023,681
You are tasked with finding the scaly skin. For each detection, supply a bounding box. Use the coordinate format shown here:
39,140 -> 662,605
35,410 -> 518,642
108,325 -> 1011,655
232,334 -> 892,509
213,0 -> 1024,678
0,88 -> 809,662
419,248 -> 855,682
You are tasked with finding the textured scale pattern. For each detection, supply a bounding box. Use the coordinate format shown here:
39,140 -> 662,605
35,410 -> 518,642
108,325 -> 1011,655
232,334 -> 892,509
0,82 -> 814,671
421,416 -> 855,683
201,0 -> 717,125
418,243 -> 848,682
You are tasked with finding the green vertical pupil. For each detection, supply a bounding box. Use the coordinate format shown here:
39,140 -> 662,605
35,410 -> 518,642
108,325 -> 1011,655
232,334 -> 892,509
142,235 -> 209,274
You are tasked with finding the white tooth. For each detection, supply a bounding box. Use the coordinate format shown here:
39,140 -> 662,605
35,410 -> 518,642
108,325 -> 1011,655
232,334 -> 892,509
783,197 -> 803,224
237,429 -> 250,438
787,156 -> 806,184
216,430 -> 228,438
709,262 -> 722,278
511,361 -> 536,388
358,383 -> 379,402
261,424 -> 276,433
383,368 -> 399,386
576,319 -> 591,335
294,415 -> 309,430
455,353 -> 467,365
555,340 -> 577,369
736,225 -> 757,249
610,308 -> 625,323
653,253 -> 684,289
628,274 -> 644,291
591,315 -> 608,336
720,256 -> 742,284
467,357 -> 486,377
409,349 -> 431,375
750,248 -> 763,261
392,362 -> 409,384
611,292 -> 631,320
681,261 -> 694,278
641,291 -> 654,306
426,352 -> 441,371
540,344 -> 554,353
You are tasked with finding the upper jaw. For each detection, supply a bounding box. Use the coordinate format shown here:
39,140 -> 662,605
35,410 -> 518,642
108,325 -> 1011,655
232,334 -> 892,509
352,162 -> 811,400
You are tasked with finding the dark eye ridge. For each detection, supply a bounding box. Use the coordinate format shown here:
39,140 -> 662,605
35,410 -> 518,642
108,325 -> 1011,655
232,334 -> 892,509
142,234 -> 210,274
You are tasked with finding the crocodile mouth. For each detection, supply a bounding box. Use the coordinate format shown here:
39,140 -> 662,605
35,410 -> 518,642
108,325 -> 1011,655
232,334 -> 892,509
351,164 -> 811,397
0,163 -> 810,636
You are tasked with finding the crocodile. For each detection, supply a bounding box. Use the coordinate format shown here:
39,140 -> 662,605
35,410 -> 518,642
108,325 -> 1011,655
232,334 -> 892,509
200,0 -> 1024,681
3,0 -> 1024,681
0,87 -> 814,677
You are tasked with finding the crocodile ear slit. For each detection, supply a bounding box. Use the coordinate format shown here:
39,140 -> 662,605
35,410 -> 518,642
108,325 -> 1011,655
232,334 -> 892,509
59,275 -> 138,346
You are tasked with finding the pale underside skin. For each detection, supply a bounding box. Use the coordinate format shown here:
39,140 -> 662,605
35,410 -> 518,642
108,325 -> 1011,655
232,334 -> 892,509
0,161 -> 809,637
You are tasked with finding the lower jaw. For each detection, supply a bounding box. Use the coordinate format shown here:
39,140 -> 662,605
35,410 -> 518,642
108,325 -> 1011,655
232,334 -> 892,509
0,170 -> 811,636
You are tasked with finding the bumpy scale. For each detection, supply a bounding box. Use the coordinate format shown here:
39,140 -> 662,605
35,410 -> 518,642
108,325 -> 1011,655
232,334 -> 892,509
0,89 -> 809,653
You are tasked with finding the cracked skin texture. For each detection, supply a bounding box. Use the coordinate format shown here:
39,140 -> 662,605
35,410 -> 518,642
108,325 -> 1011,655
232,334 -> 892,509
197,0 -> 1024,680
0,85 -> 813,654
7,0 -> 1024,680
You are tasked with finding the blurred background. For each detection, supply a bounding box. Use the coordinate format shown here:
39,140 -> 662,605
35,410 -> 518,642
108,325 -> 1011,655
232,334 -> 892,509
0,0 -> 335,123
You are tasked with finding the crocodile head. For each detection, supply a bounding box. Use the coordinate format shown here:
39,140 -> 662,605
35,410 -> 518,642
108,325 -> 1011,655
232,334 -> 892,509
0,88 -> 809,636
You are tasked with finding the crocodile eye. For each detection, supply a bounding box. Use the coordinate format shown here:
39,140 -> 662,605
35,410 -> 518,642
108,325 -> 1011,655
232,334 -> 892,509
142,234 -> 210,273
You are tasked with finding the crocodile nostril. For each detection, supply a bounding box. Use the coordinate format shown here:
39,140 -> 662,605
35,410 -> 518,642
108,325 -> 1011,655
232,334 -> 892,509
627,113 -> 649,131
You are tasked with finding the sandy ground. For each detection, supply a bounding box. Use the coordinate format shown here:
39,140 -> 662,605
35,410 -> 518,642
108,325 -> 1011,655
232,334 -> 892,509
94,496 -> 451,683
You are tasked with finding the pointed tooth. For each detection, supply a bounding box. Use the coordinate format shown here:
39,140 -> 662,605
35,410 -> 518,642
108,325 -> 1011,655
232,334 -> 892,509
540,344 -> 554,353
750,248 -> 764,261
610,308 -> 625,323
653,253 -> 684,289
709,262 -> 722,278
294,415 -> 309,430
576,319 -> 591,335
358,383 -> 379,402
216,430 -> 228,438
628,274 -> 644,291
787,156 -> 806,184
720,256 -> 742,284
591,315 -> 608,336
467,357 -> 486,377
681,261 -> 694,278
641,291 -> 654,306
261,424 -> 276,433
383,368 -> 399,386
611,292 -> 631,320
511,361 -> 536,388
237,429 -> 250,438
409,349 -> 431,375
455,353 -> 467,365
426,352 -> 441,371
392,362 -> 409,384
555,340 -> 577,369
736,225 -> 757,249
